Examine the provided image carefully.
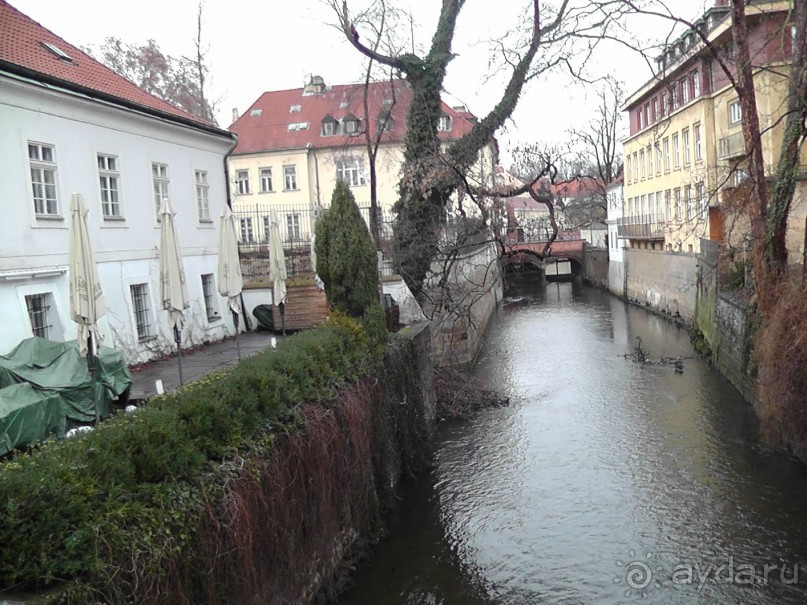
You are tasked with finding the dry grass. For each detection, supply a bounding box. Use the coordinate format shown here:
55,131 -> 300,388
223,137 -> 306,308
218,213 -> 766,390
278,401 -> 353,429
755,278 -> 807,458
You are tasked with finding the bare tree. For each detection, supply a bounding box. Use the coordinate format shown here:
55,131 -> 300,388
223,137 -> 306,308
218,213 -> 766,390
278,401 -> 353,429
329,0 -> 630,301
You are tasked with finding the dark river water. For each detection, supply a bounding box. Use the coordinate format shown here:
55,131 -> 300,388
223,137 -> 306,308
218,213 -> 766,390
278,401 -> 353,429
338,279 -> 807,605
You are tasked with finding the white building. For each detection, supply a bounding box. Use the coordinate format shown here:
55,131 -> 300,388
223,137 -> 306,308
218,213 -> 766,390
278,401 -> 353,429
605,175 -> 626,296
0,1 -> 237,363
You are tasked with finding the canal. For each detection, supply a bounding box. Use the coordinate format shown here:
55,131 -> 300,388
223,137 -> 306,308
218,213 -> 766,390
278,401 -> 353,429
338,279 -> 807,604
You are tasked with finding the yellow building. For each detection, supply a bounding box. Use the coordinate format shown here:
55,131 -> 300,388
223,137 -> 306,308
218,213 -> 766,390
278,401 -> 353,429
227,76 -> 496,244
620,0 -> 806,257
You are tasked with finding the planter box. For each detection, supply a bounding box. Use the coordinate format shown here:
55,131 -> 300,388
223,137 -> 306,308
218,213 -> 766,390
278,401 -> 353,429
273,284 -> 329,332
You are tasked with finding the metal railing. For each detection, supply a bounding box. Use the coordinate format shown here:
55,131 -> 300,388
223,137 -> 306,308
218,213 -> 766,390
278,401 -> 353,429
232,203 -> 395,284
617,214 -> 666,239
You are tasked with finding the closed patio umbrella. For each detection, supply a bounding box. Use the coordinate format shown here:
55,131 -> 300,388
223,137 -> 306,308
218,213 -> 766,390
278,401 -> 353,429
217,205 -> 244,358
68,192 -> 106,422
158,198 -> 190,385
268,209 -> 287,334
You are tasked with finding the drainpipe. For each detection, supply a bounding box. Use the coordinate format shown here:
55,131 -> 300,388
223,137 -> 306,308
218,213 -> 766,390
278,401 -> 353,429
307,142 -> 322,208
223,133 -> 238,209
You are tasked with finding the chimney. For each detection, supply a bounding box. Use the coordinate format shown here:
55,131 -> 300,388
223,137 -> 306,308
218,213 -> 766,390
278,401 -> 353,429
231,107 -> 239,123
303,75 -> 326,96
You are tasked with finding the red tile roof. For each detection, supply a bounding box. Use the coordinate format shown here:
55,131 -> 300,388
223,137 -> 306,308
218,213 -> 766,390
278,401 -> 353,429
0,0 -> 225,133
549,177 -> 602,199
230,78 -> 478,155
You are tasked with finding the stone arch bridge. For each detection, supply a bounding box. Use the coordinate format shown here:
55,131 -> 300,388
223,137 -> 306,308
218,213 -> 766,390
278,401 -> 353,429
500,239 -> 585,271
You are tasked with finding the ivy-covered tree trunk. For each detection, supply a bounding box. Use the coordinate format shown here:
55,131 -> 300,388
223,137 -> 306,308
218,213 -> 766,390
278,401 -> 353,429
335,0 -> 545,301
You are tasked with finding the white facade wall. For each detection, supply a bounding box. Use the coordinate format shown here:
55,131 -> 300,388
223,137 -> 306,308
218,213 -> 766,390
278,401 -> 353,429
606,181 -> 625,263
0,76 -> 236,363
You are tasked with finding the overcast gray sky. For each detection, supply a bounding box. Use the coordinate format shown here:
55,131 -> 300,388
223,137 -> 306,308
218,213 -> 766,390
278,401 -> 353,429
10,0 -> 710,165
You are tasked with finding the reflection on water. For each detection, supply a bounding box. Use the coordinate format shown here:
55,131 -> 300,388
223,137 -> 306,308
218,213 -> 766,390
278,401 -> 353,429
339,280 -> 807,605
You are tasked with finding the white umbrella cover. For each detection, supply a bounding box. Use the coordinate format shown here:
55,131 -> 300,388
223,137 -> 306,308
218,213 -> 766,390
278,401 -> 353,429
68,192 -> 106,356
217,205 -> 244,316
158,198 -> 190,331
268,209 -> 287,306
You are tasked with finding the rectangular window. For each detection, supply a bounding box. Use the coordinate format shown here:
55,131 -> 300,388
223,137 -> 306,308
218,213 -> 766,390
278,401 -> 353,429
644,104 -> 650,127
684,185 -> 693,220
671,83 -> 679,110
680,78 -> 689,104
286,213 -> 301,240
98,154 -> 121,218
638,109 -> 643,130
656,143 -> 662,174
665,190 -> 672,222
694,123 -> 703,161
633,152 -> 638,182
195,170 -> 210,221
437,116 -> 452,131
130,283 -> 153,341
652,98 -> 659,122
647,146 -> 653,179
236,169 -> 250,195
152,163 -> 169,217
337,158 -> 367,187
260,167 -> 273,192
640,149 -> 646,179
672,133 -> 680,168
262,216 -> 271,241
656,191 -> 664,222
25,293 -> 52,339
682,129 -> 691,166
663,138 -> 670,172
626,156 -> 632,184
692,71 -> 700,97
201,274 -> 218,321
29,142 -> 59,216
322,121 -> 336,136
283,165 -> 297,190
673,187 -> 681,220
239,217 -> 254,242
696,182 -> 705,212
661,92 -> 668,116
729,100 -> 742,125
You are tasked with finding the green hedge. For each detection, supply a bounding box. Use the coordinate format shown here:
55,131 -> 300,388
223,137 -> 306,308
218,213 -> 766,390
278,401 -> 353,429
0,316 -> 376,592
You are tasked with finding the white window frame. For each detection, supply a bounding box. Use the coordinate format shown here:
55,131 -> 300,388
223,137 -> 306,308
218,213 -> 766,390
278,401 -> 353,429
672,133 -> 680,169
286,213 -> 301,241
640,149 -> 646,179
626,156 -> 632,184
98,153 -> 122,218
344,119 -> 358,134
260,167 -> 273,193
663,138 -> 670,172
152,162 -> 169,217
694,123 -> 703,161
692,71 -> 701,97
437,115 -> 452,132
655,143 -> 662,175
201,273 -> 219,321
680,78 -> 690,104
729,100 -> 742,125
283,165 -> 297,190
130,283 -> 154,341
240,217 -> 254,242
25,292 -> 53,339
337,158 -> 366,187
682,129 -> 691,166
236,169 -> 250,195
321,120 -> 336,136
195,170 -> 210,221
646,145 -> 653,179
29,142 -> 59,216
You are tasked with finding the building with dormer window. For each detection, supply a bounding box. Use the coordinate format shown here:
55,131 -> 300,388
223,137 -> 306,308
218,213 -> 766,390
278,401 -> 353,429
227,76 -> 496,243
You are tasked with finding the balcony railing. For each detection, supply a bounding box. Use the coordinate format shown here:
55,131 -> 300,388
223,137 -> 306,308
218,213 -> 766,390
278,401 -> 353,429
617,214 -> 665,240
718,131 -> 745,161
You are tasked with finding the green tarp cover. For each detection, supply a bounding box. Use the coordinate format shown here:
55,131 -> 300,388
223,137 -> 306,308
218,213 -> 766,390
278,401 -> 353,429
0,337 -> 132,425
0,383 -> 66,456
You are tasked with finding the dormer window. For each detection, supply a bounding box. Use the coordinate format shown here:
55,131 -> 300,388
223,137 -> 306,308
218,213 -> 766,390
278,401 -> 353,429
377,112 -> 393,133
342,113 -> 359,135
437,115 -> 452,132
250,109 -> 262,117
321,115 -> 338,136
290,105 -> 301,113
